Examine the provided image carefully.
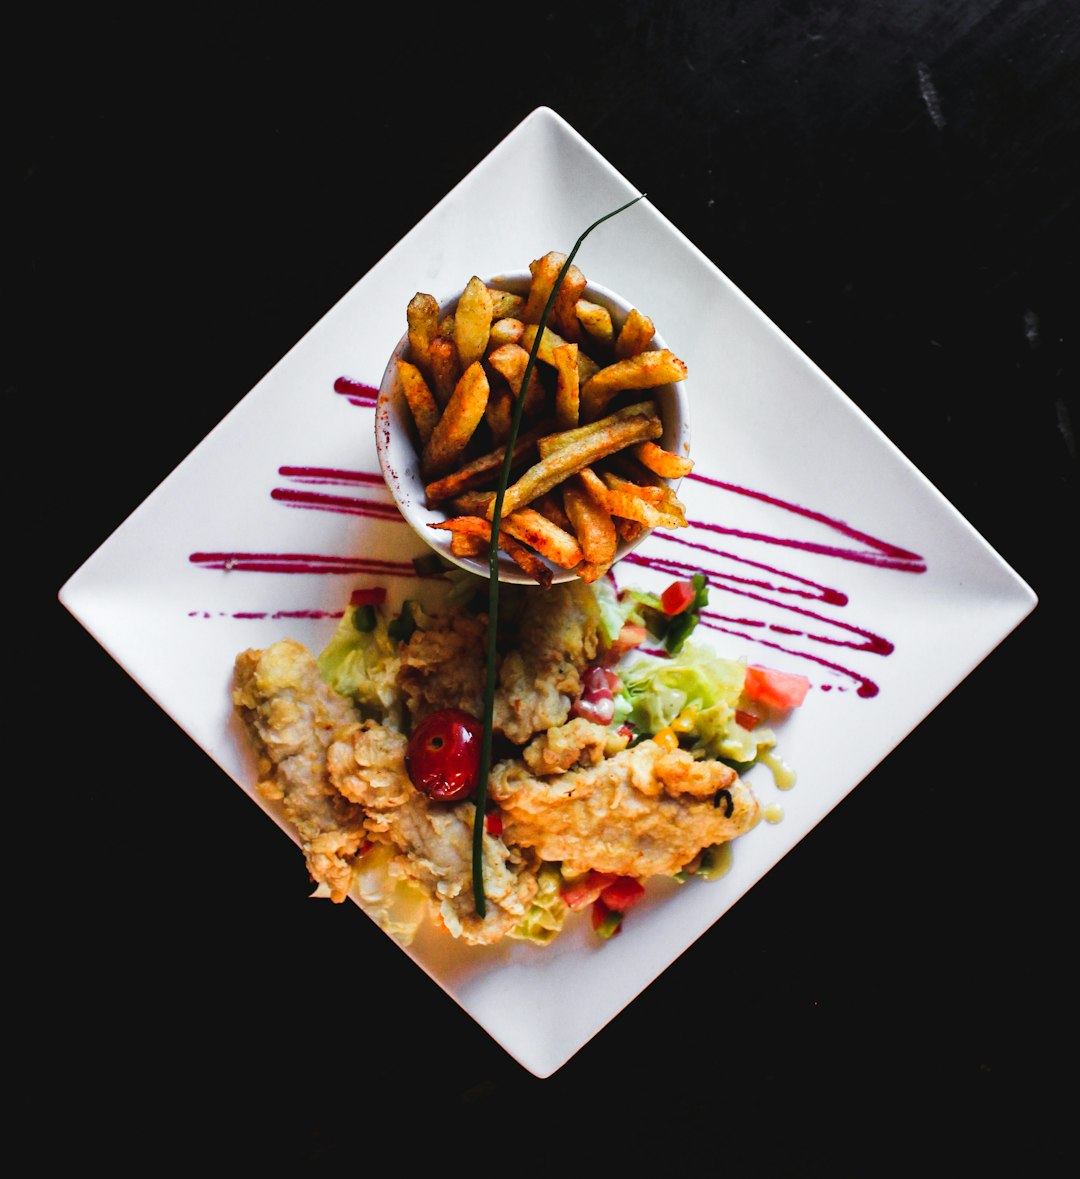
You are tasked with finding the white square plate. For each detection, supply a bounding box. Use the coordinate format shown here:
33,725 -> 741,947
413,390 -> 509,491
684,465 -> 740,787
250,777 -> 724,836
58,107 -> 1036,1078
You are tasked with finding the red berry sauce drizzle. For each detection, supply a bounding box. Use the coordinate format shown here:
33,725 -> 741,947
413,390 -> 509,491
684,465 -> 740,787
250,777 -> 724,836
188,377 -> 928,699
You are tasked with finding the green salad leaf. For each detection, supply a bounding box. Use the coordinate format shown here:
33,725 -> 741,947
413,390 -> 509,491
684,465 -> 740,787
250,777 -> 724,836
620,640 -> 774,764
317,602 -> 403,724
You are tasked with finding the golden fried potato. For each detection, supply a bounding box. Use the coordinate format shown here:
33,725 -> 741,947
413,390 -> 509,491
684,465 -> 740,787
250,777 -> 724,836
454,275 -> 494,369
421,361 -> 490,480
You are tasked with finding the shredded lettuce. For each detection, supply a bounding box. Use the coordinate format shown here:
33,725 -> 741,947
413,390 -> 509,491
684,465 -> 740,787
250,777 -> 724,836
317,603 -> 402,723
620,640 -> 775,764
589,575 -> 637,645
509,863 -> 569,944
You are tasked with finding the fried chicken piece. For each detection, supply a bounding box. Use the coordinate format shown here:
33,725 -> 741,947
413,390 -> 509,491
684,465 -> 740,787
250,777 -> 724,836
327,721 -> 539,946
493,579 -> 600,744
489,738 -> 760,879
396,580 -> 601,746
232,640 -> 367,902
522,717 -> 612,775
397,607 -> 487,725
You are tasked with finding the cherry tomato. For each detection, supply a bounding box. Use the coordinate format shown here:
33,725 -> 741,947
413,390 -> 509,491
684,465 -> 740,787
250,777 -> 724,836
406,708 -> 483,802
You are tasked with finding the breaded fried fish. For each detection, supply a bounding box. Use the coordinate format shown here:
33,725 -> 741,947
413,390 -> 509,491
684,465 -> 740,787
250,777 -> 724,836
327,721 -> 538,945
396,579 -> 601,746
232,640 -> 368,902
489,737 -> 760,879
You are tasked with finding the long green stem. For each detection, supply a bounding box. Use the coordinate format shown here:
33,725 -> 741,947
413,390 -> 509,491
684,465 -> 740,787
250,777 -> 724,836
472,193 -> 646,917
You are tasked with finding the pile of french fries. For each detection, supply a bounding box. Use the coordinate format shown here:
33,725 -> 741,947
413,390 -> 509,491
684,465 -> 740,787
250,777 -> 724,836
396,251 -> 693,587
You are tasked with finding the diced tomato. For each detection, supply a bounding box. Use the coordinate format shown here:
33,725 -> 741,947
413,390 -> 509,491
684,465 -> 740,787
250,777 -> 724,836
661,579 -> 696,615
606,623 -> 648,660
561,871 -> 618,911
600,876 -> 646,912
484,812 -> 503,836
591,898 -> 623,938
744,664 -> 810,711
350,586 -> 387,607
734,709 -> 760,731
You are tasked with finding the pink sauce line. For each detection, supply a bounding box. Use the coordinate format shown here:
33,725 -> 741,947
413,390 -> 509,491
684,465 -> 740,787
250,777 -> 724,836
625,549 -> 893,654
189,552 -> 416,576
333,376 -> 378,407
642,529 -> 848,606
269,488 -> 402,519
686,472 -> 926,572
278,466 -> 387,487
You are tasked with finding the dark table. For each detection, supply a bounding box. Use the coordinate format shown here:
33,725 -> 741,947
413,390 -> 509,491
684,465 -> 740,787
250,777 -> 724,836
21,2 -> 1075,1170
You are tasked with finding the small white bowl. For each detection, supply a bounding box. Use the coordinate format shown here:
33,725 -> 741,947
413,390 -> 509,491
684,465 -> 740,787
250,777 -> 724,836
375,270 -> 690,585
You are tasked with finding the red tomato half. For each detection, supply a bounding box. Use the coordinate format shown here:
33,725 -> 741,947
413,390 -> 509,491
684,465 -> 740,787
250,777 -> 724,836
744,665 -> 810,711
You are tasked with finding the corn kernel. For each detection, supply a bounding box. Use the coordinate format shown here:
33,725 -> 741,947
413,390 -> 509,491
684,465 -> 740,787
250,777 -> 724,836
671,708 -> 698,733
653,726 -> 679,751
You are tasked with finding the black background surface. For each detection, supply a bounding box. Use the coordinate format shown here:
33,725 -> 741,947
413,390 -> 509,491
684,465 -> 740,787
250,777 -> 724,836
18,2 -> 1076,1171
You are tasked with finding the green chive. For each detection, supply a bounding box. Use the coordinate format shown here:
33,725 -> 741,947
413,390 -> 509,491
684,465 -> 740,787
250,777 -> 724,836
472,193 -> 647,917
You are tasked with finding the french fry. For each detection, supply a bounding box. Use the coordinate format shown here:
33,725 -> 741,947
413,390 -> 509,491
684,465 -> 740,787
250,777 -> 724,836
396,359 -> 441,446
520,323 -> 601,385
489,317 -> 524,349
604,452 -> 691,520
575,298 -> 614,346
488,288 -> 526,319
484,384 -> 514,447
614,308 -> 656,359
537,400 -> 660,459
430,516 -> 553,587
601,469 -> 688,529
500,507 -> 584,570
521,251 -> 567,324
579,349 -> 688,421
407,292 -> 440,374
423,418 -> 554,504
614,517 -> 645,543
552,262 -> 587,342
576,465 -> 610,504
491,407 -> 663,518
530,490 -> 574,533
454,275 -> 494,369
631,439 -> 695,478
487,342 -> 547,417
424,417 -> 556,504
451,531 -> 486,558
562,474 -> 617,567
575,560 -> 614,584
421,361 -> 490,480
428,335 -> 461,406
447,489 -> 496,515
552,342 -> 579,429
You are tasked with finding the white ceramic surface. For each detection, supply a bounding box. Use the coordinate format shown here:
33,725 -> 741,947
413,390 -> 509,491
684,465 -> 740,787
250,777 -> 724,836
58,106 -> 1037,1079
375,270 -> 690,584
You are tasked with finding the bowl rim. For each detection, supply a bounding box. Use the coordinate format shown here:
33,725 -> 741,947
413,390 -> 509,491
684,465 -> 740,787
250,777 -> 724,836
375,269 -> 690,586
